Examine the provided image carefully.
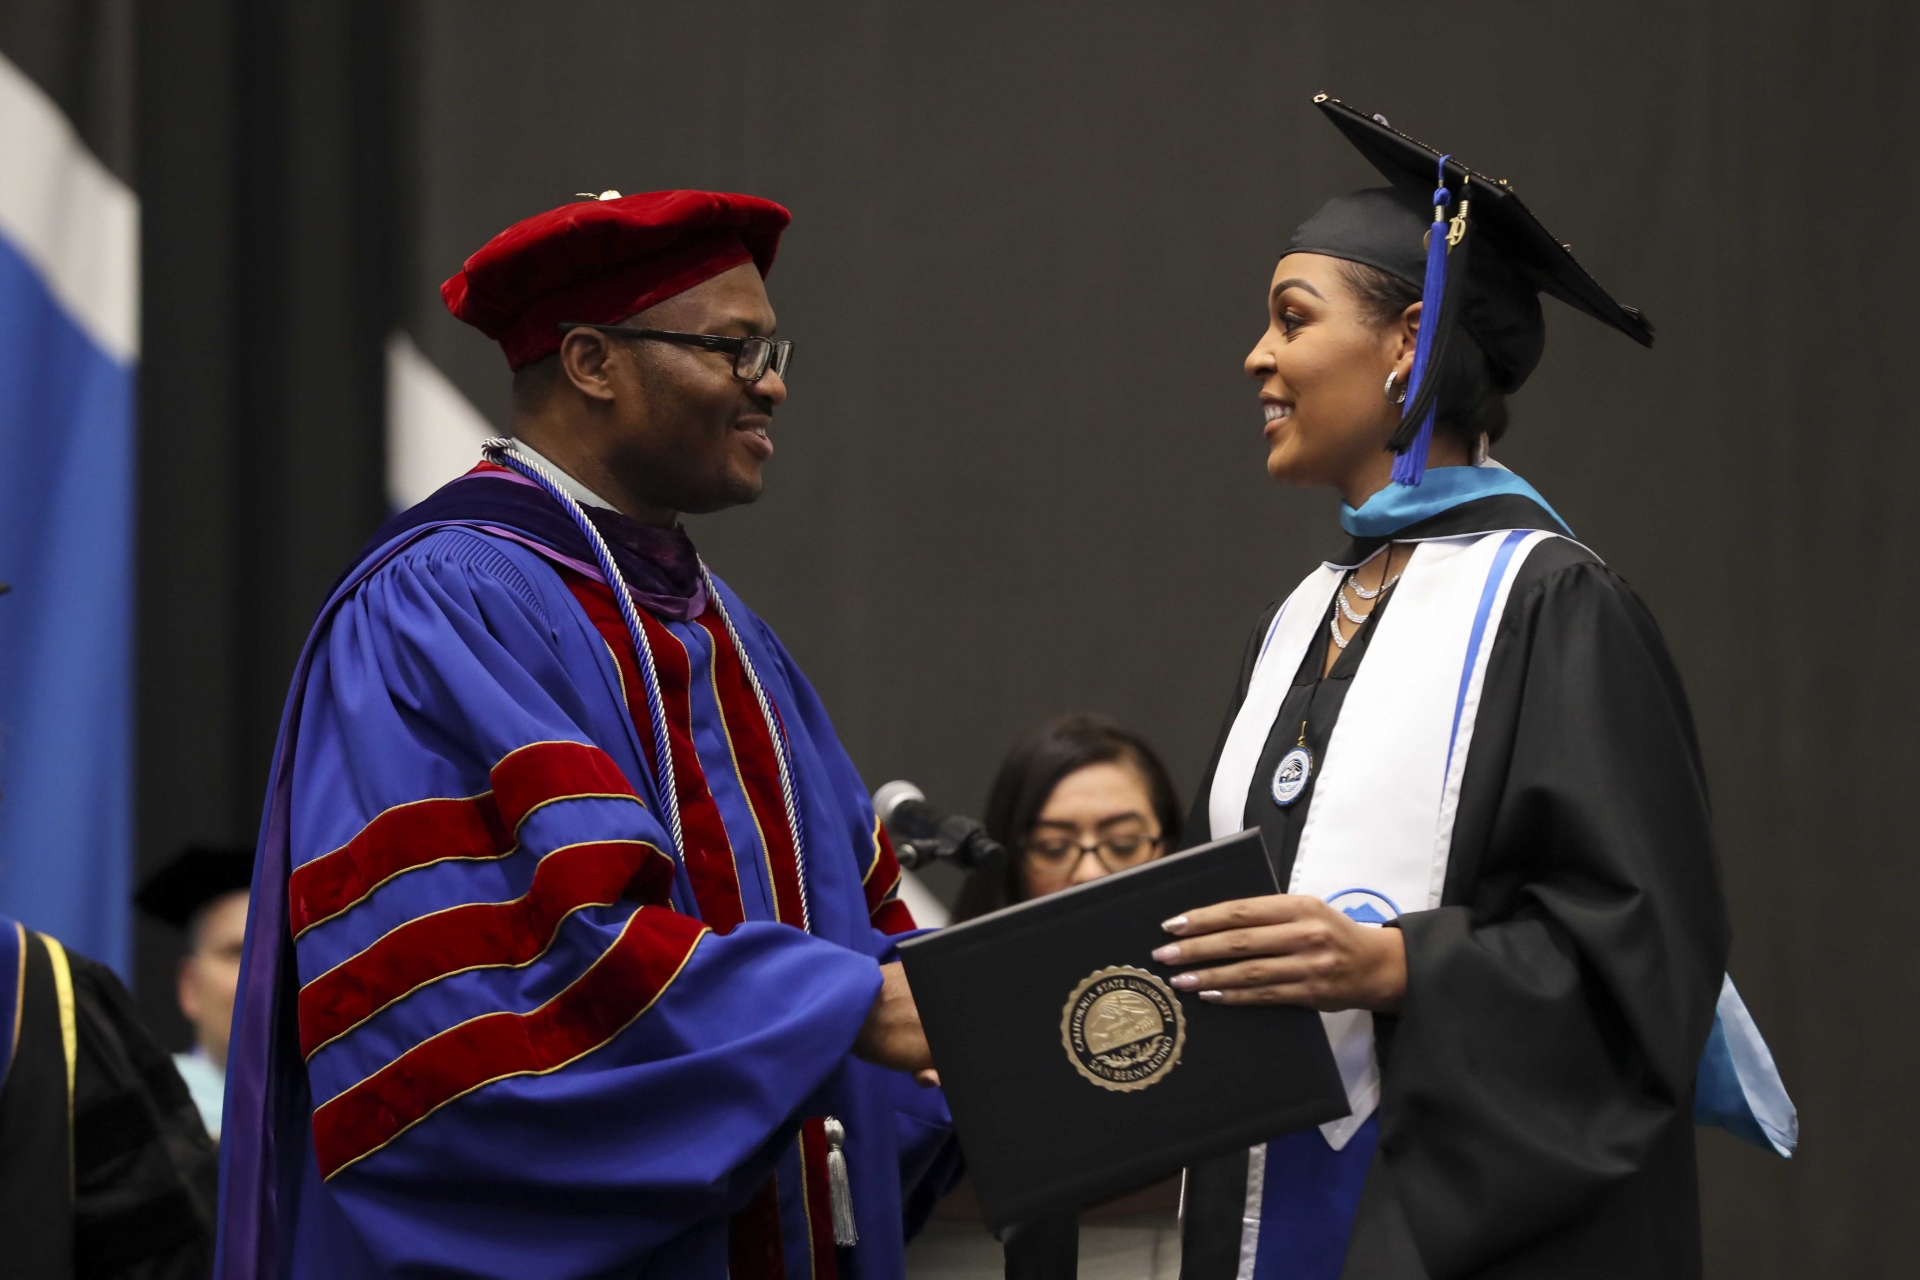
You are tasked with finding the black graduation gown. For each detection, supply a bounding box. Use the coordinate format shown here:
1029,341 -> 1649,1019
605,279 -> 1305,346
1178,494 -> 1729,1280
0,929 -> 218,1279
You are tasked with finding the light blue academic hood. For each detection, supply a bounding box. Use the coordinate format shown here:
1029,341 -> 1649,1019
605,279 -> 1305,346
1340,461 -> 1570,539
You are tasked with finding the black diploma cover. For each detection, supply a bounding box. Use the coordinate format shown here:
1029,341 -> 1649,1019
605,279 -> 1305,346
898,829 -> 1349,1229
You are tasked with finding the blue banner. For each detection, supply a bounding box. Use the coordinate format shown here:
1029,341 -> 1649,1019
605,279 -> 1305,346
0,50 -> 138,974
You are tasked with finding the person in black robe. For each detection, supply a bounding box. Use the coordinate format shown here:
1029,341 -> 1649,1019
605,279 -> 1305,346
0,917 -> 219,1279
1156,99 -> 1728,1279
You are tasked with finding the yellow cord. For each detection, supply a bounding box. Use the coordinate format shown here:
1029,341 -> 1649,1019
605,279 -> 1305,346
39,933 -> 77,1195
6,921 -> 24,1075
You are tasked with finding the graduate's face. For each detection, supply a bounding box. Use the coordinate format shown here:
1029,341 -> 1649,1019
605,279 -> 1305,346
1246,253 -> 1418,504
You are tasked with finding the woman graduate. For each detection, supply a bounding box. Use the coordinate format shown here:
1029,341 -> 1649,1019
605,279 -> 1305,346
1156,99 -> 1744,1279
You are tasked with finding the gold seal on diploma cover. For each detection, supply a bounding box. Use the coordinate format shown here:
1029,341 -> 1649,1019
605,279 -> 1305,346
1060,966 -> 1186,1092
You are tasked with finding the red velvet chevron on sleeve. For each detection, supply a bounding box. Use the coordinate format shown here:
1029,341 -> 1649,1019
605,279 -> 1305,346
311,905 -> 709,1180
297,837 -> 675,1059
287,740 -> 642,938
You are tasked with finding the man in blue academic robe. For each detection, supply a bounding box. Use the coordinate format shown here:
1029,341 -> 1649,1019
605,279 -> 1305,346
217,190 -> 959,1279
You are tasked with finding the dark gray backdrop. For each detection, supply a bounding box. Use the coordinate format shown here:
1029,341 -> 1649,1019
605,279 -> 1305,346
139,3 -> 1919,1275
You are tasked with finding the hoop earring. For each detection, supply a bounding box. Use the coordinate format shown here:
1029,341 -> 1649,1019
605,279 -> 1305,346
1384,372 -> 1407,405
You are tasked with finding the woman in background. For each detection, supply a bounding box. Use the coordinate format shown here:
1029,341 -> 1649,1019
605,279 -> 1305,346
953,713 -> 1182,923
933,713 -> 1184,1280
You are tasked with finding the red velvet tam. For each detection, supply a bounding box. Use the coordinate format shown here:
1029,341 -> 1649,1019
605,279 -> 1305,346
441,189 -> 791,370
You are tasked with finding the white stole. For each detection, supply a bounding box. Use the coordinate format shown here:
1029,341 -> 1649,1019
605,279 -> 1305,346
1209,529 -> 1557,1149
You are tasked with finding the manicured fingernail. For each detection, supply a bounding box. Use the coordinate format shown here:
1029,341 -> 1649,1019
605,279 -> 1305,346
1169,972 -> 1199,989
1161,915 -> 1189,934
1152,944 -> 1182,963
1198,990 -> 1225,1001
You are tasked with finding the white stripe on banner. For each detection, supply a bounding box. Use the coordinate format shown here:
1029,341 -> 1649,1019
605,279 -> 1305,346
386,331 -> 495,509
0,51 -> 138,363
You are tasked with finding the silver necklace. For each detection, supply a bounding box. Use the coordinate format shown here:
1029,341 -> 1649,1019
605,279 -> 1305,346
1346,547 -> 1403,599
1329,552 -> 1403,650
1340,568 -> 1402,621
1336,582 -> 1372,625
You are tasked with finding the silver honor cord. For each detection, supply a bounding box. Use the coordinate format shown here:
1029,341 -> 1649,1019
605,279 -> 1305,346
481,439 -> 814,932
481,439 -> 687,865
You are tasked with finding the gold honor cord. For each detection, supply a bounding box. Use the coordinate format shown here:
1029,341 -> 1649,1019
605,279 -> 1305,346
6,921 -> 24,1082
39,933 -> 77,1194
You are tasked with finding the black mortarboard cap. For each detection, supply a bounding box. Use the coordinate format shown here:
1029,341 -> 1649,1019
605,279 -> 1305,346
135,846 -> 254,929
1285,95 -> 1653,396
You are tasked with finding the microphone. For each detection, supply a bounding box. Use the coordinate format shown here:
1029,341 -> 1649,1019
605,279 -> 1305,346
872,781 -> 1005,871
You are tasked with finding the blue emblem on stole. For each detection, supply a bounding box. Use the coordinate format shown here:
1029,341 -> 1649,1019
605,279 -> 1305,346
1326,888 -> 1402,925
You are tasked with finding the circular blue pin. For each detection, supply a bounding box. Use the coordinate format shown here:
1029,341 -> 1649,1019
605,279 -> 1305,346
1271,745 -> 1312,807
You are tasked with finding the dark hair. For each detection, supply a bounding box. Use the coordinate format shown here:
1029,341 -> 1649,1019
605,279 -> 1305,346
951,714 -> 1183,922
1340,260 -> 1510,449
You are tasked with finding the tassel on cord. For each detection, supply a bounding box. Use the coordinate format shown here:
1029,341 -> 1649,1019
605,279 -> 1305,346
825,1116 -> 858,1246
1390,154 -> 1459,487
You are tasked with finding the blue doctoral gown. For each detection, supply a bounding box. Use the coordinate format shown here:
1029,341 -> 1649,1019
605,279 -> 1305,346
216,466 -> 959,1279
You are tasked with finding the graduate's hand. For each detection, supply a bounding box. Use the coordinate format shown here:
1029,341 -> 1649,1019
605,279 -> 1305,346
1149,895 -> 1406,1013
854,962 -> 940,1086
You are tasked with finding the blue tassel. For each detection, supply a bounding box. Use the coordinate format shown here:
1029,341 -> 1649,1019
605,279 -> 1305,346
1390,155 -> 1455,487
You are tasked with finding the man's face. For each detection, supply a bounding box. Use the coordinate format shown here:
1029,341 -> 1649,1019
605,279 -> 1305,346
178,890 -> 249,1068
600,261 -> 787,515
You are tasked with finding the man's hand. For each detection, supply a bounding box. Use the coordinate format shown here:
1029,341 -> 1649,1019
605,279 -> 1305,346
854,962 -> 940,1087
1150,894 -> 1407,1012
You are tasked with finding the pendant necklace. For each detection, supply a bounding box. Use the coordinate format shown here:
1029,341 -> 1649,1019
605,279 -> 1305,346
1272,720 -> 1313,807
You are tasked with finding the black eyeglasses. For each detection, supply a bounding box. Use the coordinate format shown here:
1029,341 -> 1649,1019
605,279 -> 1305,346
1023,830 -> 1165,874
558,322 -> 792,383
